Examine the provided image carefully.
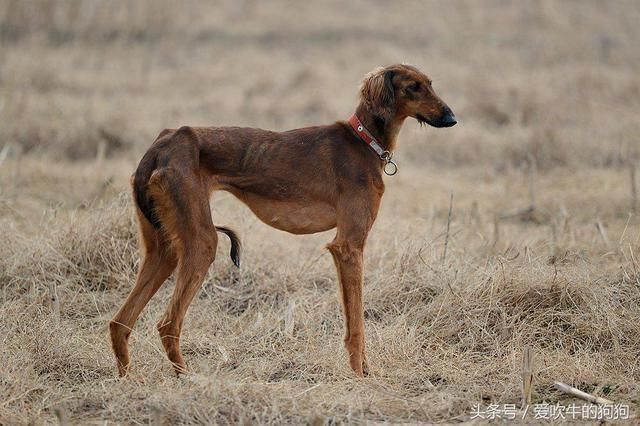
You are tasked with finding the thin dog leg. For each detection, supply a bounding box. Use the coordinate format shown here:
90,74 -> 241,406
110,218 -> 176,376
328,237 -> 368,376
141,164 -> 218,375
327,192 -> 378,377
147,167 -> 218,374
157,235 -> 216,375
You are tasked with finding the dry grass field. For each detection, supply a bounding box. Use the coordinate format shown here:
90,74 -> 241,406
1,0 -> 639,424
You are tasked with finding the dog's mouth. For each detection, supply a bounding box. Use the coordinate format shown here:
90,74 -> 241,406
415,112 -> 457,128
415,113 -> 428,126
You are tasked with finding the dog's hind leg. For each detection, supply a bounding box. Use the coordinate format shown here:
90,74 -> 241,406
110,205 -> 177,377
149,168 -> 218,375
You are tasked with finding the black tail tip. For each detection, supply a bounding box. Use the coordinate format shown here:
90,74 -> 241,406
231,247 -> 241,268
216,226 -> 242,268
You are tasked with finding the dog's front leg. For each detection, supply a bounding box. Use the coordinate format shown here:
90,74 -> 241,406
327,235 -> 369,377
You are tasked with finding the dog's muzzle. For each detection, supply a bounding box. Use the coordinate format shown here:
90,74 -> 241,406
440,109 -> 457,127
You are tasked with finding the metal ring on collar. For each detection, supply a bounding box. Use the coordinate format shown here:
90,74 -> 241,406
384,158 -> 398,176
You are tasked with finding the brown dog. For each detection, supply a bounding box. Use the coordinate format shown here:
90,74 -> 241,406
109,64 -> 456,377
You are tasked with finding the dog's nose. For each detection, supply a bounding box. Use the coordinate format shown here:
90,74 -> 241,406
441,111 -> 457,127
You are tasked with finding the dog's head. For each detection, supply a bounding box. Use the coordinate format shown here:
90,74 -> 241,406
360,64 -> 456,128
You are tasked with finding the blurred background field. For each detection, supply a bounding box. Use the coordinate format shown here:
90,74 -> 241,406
0,0 -> 639,424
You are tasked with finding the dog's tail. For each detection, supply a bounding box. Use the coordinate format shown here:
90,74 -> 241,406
215,226 -> 242,268
132,154 -> 241,268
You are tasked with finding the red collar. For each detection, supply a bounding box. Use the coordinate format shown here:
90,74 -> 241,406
348,113 -> 387,157
348,113 -> 397,175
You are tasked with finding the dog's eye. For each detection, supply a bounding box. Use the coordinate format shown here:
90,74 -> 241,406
407,82 -> 421,92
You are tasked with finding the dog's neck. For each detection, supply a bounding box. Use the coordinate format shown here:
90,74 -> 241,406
354,103 -> 406,153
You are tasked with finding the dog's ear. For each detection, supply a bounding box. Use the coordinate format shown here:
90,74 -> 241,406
360,68 -> 395,121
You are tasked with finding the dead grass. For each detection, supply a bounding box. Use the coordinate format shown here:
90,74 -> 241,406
1,0 -> 640,424
1,165 -> 638,424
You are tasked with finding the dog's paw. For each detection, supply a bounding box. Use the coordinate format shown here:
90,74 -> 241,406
362,354 -> 371,377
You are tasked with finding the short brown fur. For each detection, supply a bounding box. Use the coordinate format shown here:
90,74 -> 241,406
109,64 -> 456,377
